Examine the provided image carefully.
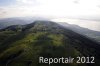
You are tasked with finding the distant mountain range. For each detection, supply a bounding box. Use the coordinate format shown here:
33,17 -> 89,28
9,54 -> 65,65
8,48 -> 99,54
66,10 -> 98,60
0,21 -> 100,66
0,17 -> 50,29
58,22 -> 100,43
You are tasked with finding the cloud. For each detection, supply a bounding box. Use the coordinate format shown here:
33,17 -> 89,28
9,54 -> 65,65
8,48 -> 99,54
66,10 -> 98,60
97,5 -> 100,8
0,6 -> 35,18
0,8 -> 7,18
16,0 -> 38,6
16,0 -> 34,4
73,0 -> 80,4
0,0 -> 100,21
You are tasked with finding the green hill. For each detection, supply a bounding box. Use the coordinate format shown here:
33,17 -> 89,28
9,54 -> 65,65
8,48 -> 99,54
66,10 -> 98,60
0,21 -> 100,66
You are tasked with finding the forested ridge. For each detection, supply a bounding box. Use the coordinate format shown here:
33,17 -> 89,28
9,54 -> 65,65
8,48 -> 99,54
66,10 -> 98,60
0,21 -> 100,66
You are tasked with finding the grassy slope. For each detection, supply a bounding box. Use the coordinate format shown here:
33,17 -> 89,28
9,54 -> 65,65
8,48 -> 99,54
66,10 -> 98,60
0,21 -> 99,66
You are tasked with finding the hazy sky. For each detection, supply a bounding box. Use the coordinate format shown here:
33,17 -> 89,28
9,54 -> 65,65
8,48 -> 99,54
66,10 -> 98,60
52,18 -> 100,31
0,0 -> 100,20
0,0 -> 100,31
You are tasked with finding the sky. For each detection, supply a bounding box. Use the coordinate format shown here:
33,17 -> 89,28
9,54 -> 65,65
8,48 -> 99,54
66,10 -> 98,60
52,18 -> 100,31
0,0 -> 100,19
0,0 -> 100,31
